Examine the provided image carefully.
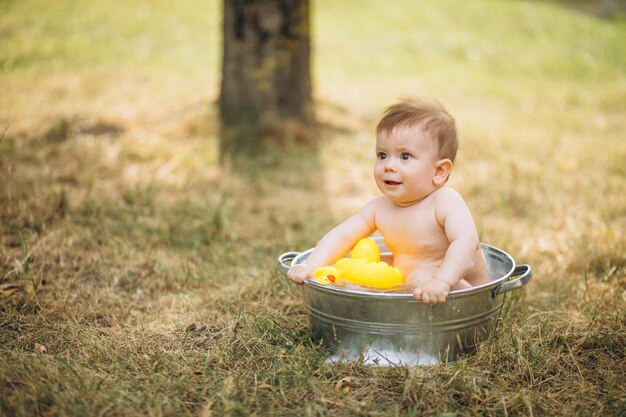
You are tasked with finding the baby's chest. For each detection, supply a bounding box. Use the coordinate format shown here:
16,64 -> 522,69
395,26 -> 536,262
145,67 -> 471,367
375,208 -> 443,246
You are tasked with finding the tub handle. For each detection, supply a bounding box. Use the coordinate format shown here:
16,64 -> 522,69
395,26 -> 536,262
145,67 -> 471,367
492,264 -> 532,296
277,252 -> 300,275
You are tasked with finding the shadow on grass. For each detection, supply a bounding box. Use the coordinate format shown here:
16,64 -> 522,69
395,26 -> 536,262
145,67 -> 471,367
217,114 -> 339,252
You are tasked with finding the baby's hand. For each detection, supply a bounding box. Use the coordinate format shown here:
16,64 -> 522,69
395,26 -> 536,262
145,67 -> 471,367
413,279 -> 452,304
287,263 -> 316,285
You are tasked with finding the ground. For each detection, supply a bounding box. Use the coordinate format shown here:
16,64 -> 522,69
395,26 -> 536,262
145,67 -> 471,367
1,0 -> 625,416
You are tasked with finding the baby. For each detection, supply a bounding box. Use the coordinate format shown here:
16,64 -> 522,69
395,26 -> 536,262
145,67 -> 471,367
288,97 -> 490,304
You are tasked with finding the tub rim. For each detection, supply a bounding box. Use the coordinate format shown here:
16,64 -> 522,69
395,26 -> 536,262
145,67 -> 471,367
279,238 -> 518,300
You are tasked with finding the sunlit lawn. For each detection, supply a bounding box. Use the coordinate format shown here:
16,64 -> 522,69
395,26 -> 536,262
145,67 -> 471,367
1,0 -> 625,416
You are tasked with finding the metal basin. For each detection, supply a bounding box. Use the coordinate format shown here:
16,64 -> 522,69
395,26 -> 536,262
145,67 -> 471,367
277,236 -> 532,365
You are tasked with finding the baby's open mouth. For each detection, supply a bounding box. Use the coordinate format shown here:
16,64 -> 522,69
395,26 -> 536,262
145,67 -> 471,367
384,180 -> 401,186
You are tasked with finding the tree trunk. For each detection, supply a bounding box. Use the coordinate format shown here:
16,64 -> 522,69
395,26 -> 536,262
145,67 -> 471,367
219,0 -> 312,157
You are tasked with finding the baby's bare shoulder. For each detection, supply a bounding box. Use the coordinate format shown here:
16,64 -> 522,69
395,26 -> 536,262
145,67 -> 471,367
433,187 -> 471,222
434,186 -> 467,206
362,196 -> 392,212
359,196 -> 389,226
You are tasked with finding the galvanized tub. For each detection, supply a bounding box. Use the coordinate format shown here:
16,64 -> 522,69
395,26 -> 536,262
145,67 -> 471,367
277,236 -> 532,365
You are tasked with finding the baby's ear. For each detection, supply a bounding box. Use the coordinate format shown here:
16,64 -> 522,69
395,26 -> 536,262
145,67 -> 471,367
433,159 -> 453,185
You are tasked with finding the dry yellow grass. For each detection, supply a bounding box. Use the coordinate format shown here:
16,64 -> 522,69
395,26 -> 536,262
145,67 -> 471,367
1,0 -> 625,416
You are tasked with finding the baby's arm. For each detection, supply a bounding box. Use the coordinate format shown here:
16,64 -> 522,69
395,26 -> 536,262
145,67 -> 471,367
287,201 -> 377,284
413,189 -> 480,304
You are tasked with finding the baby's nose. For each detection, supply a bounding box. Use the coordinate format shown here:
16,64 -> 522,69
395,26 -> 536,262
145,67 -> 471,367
384,159 -> 397,171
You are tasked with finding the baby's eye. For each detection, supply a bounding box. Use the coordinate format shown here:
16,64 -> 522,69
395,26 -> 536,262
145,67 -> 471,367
400,153 -> 412,160
377,152 -> 387,160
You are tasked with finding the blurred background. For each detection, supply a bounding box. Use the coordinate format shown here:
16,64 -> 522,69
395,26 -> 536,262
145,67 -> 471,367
1,1 -> 625,415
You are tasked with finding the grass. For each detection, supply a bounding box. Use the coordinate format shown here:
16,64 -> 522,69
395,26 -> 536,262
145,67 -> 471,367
1,0 -> 625,415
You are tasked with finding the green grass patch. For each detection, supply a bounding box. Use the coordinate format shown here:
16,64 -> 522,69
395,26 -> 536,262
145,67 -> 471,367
1,0 -> 625,416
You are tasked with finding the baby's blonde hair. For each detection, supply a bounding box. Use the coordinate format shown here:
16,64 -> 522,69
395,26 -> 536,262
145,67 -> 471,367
376,97 -> 458,162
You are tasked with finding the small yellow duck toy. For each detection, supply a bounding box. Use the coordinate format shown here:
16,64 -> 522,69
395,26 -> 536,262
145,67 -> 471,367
314,238 -> 403,289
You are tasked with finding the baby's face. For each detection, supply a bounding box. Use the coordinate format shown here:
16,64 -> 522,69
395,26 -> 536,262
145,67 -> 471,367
374,125 -> 441,206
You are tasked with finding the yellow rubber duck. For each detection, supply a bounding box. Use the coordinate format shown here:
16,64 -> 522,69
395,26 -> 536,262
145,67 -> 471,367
314,238 -> 403,289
